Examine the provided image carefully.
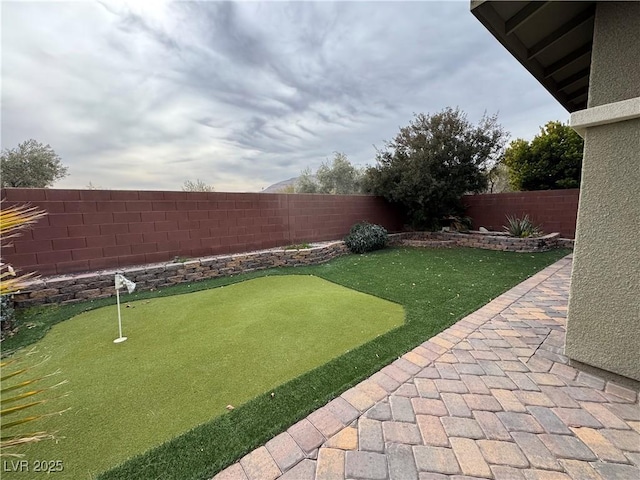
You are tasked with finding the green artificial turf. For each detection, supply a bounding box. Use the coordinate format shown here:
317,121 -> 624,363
3,247 -> 569,480
4,276 -> 403,479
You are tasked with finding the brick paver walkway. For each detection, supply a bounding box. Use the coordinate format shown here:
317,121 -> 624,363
214,255 -> 640,480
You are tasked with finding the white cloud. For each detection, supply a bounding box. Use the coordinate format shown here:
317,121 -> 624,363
1,1 -> 568,192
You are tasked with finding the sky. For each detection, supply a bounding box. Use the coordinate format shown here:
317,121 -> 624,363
1,0 -> 569,192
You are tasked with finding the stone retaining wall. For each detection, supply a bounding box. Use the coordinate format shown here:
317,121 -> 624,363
13,242 -> 349,308
12,233 -> 574,308
389,231 -> 567,252
557,238 -> 576,249
463,189 -> 579,238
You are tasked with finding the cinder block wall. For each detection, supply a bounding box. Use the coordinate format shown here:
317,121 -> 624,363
1,189 -> 403,276
463,189 -> 580,238
2,188 -> 580,277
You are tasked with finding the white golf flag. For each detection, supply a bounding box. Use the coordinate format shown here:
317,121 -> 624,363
113,273 -> 136,344
115,274 -> 136,294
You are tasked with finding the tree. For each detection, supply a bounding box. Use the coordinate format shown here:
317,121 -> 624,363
363,108 -> 508,228
275,184 -> 296,194
485,162 -> 513,193
503,121 -> 584,191
182,179 -> 214,192
1,139 -> 69,188
295,167 -> 319,193
295,153 -> 363,194
316,152 -> 363,194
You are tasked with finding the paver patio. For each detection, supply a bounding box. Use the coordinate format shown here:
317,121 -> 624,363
213,255 -> 640,480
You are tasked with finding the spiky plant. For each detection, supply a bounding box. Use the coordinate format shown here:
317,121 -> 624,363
0,202 -> 67,456
2,202 -> 46,336
1,355 -> 68,456
1,202 -> 47,296
503,214 -> 543,238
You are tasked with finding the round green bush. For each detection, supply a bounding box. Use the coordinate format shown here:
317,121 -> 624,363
344,222 -> 388,254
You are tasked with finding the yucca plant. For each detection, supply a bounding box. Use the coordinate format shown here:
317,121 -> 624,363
2,202 -> 46,337
0,202 -> 67,456
503,214 -> 543,238
1,355 -> 68,456
1,202 -> 47,297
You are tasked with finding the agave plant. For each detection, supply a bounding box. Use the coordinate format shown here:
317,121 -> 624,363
503,214 -> 543,238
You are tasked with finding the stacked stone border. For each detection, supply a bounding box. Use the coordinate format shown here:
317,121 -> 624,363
463,189 -> 579,238
13,242 -> 349,308
389,231 -> 574,252
13,233 -> 574,308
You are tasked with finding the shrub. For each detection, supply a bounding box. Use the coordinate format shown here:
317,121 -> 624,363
504,214 -> 543,238
344,222 -> 388,254
1,295 -> 16,337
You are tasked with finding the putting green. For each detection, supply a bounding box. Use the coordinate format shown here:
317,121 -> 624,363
6,275 -> 403,479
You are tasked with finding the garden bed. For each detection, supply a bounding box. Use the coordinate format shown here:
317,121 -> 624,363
389,230 -> 569,252
12,241 -> 348,308
11,232 -> 574,309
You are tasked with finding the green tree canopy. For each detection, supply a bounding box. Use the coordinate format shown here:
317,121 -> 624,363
316,152 -> 363,194
485,162 -> 513,194
1,139 -> 69,188
503,121 -> 584,191
295,167 -> 319,193
363,108 -> 508,228
295,153 -> 363,194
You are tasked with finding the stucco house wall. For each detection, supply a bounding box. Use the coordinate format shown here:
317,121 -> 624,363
565,1 -> 640,381
471,0 -> 640,383
566,119 -> 640,380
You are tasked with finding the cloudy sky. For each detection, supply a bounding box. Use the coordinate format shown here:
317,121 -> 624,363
1,0 -> 568,192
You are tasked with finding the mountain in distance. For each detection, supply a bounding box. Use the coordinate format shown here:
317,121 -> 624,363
261,177 -> 299,193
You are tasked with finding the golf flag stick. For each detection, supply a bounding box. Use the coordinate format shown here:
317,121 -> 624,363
114,273 -> 136,344
114,284 -> 126,343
